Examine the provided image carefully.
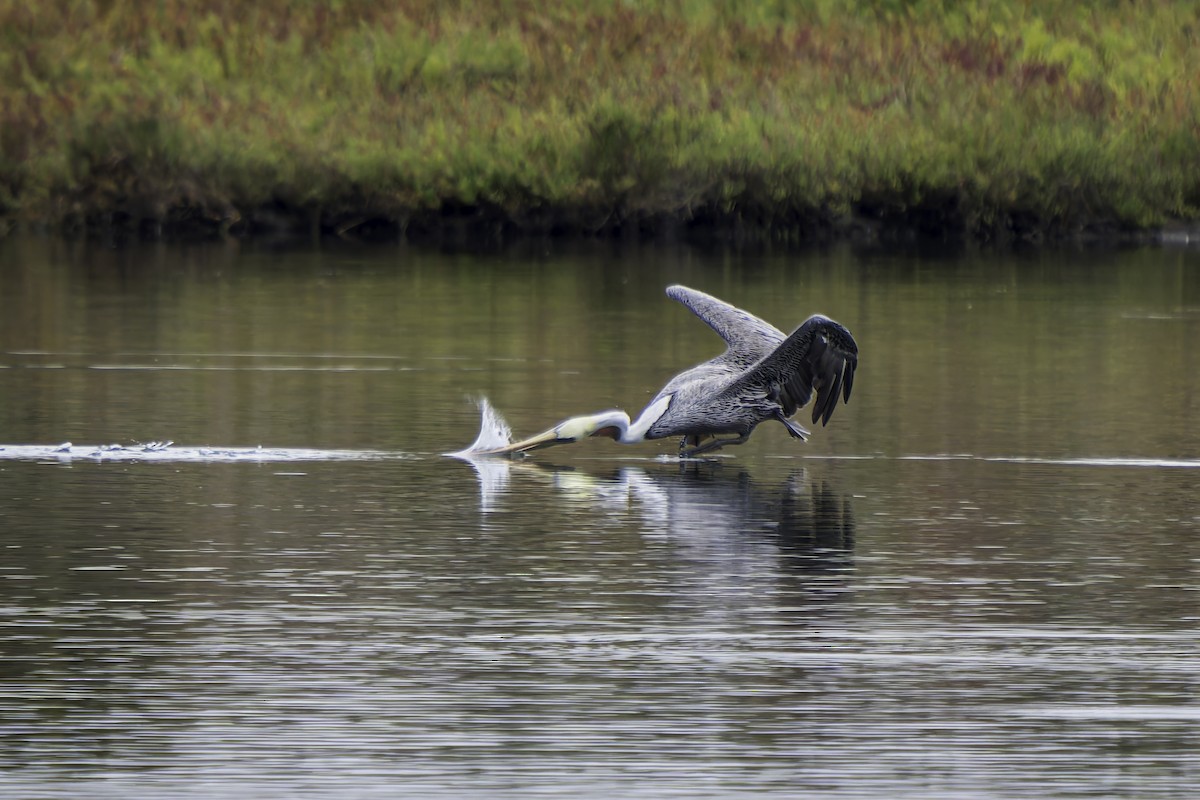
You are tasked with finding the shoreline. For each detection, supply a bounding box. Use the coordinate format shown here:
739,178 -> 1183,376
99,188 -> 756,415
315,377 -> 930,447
8,200 -> 1198,248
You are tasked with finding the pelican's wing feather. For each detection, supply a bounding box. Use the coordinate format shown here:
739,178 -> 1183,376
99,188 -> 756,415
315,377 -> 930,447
722,314 -> 858,426
666,285 -> 785,368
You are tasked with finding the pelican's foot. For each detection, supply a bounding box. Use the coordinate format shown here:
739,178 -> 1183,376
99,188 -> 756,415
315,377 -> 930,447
774,411 -> 810,441
679,433 -> 750,458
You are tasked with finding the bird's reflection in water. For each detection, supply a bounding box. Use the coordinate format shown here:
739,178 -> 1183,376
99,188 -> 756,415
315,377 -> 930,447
459,455 -> 514,514
458,456 -> 855,609
622,462 -> 854,610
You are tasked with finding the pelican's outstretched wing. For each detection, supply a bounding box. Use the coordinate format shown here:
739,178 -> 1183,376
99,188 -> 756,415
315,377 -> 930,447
666,285 -> 785,368
722,314 -> 858,426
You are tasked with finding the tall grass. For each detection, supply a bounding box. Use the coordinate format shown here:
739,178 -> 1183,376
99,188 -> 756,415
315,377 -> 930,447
2,0 -> 1198,239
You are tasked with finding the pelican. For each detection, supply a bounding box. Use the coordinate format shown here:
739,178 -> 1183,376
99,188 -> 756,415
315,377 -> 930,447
478,285 -> 858,458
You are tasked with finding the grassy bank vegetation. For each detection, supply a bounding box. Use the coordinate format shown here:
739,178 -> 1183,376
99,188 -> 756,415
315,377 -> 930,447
2,0 -> 1199,240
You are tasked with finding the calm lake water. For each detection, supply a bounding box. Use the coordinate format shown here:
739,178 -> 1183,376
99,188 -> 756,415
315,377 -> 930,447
1,235 -> 1198,798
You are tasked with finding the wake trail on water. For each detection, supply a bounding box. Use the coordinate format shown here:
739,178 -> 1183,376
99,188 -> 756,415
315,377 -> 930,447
6,404 -> 1195,468
0,396 -> 519,463
0,442 -> 412,463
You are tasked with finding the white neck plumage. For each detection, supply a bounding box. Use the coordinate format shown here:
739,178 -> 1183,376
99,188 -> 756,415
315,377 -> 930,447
581,394 -> 672,444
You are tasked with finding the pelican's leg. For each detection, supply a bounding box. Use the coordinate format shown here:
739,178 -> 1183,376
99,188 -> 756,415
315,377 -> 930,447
681,432 -> 751,458
679,434 -> 708,455
773,411 -> 810,441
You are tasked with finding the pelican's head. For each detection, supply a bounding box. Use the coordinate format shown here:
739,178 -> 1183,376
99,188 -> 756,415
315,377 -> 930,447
498,410 -> 629,455
559,410 -> 631,440
466,395 -> 672,458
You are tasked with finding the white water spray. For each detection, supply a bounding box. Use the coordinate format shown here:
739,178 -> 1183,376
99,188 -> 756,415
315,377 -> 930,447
446,396 -> 515,458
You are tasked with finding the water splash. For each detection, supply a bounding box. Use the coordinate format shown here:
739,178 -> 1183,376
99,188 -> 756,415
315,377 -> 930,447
446,396 -> 515,459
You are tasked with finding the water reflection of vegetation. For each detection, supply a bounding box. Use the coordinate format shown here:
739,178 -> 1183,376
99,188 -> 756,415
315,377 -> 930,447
3,2 -> 1198,238
2,239 -> 1197,461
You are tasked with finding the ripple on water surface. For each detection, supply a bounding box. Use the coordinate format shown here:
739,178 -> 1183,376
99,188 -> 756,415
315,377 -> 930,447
1,452 -> 1197,799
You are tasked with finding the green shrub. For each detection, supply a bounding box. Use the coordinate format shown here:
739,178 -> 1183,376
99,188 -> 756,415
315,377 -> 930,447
1,0 -> 1197,237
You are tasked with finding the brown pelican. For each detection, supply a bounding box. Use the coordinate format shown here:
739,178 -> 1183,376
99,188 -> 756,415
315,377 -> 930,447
478,285 -> 858,458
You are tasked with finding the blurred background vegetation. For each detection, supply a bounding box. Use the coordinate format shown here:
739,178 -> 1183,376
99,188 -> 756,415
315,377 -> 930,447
2,0 -> 1198,240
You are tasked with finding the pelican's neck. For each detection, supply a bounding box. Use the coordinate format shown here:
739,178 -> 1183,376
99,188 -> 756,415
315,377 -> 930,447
618,394 -> 672,443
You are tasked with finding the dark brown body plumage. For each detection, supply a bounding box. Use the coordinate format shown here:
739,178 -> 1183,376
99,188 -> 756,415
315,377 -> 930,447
642,286 -> 858,454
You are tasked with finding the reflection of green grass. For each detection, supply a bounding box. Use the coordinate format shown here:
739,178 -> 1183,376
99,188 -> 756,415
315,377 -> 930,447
2,0 -> 1198,238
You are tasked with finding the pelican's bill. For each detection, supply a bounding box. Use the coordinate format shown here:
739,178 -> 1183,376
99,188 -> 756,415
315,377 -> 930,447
470,425 -> 564,457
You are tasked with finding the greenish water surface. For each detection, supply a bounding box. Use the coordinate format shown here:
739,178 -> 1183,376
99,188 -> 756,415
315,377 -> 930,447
0,237 -> 1197,798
